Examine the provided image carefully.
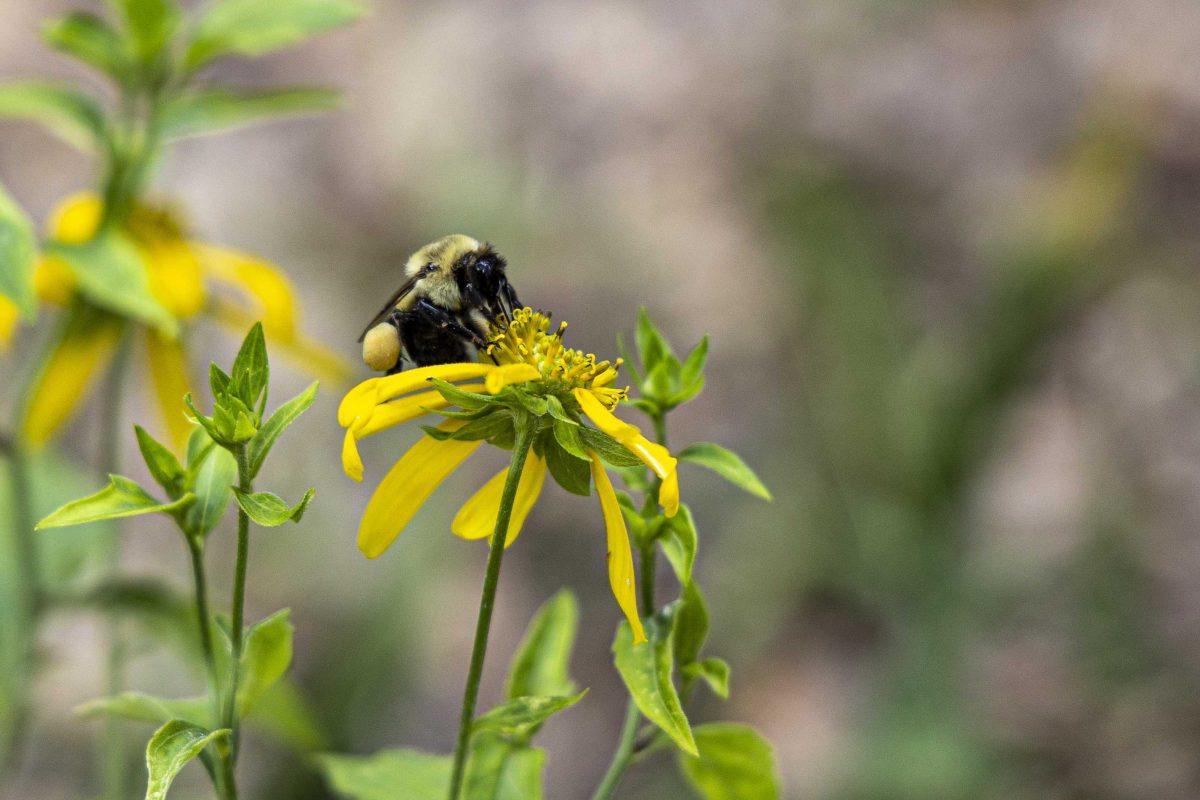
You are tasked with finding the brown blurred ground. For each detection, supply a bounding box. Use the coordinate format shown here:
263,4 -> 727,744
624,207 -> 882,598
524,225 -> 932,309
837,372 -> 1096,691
6,1 -> 1200,798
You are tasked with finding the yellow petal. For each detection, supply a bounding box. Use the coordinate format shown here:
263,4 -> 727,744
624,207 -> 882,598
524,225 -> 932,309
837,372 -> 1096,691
197,243 -> 298,339
143,329 -> 194,450
342,426 -> 365,482
143,239 -> 206,318
33,255 -> 78,305
357,427 -> 482,559
22,308 -> 123,447
590,452 -> 646,644
0,297 -> 18,350
452,452 -> 546,547
354,384 -> 486,440
484,363 -> 541,394
374,363 -> 494,406
338,378 -> 380,427
574,388 -> 680,516
47,193 -> 101,243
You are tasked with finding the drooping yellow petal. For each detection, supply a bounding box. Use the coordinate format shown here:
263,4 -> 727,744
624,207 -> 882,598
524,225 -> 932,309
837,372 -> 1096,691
373,363 -> 494,405
357,427 -> 482,559
47,193 -> 101,243
574,388 -> 679,517
452,452 -> 546,547
143,238 -> 206,319
143,329 -> 194,450
338,377 -> 381,427
590,452 -> 646,644
0,297 -> 18,349
354,384 -> 486,440
33,256 -> 78,305
342,427 -> 365,482
22,307 -> 123,447
197,243 -> 298,339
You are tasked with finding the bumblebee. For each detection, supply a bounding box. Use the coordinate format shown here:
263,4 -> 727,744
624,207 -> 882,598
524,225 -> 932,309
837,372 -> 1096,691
358,235 -> 521,373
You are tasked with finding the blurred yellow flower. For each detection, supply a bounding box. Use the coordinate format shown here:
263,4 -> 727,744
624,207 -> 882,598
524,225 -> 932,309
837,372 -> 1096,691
338,309 -> 682,644
15,193 -> 349,448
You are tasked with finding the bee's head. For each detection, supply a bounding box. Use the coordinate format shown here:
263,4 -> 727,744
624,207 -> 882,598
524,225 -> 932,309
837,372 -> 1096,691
403,234 -> 481,309
457,244 -> 508,302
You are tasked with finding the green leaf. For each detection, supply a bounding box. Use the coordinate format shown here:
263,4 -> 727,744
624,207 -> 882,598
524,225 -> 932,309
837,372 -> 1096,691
552,419 -> 588,459
145,720 -> 229,800
682,657 -> 729,700
465,734 -> 545,800
429,378 -> 491,410
578,426 -> 642,468
679,335 -> 709,387
422,410 -> 512,443
0,181 -> 37,317
36,475 -> 193,529
228,321 -> 269,410
673,581 -> 709,669
635,307 -> 672,372
0,82 -> 106,151
232,487 -> 314,526
506,589 -> 579,700
247,680 -> 327,752
115,0 -> 180,60
677,443 -> 771,500
134,425 -> 185,498
76,691 -> 209,727
237,609 -> 294,715
42,12 -> 128,79
209,363 -> 231,399
676,723 -> 781,800
660,503 -> 697,584
247,381 -> 317,478
472,692 -> 586,738
318,749 -> 450,800
161,87 -> 339,139
613,603 -> 697,756
542,433 -> 591,497
45,234 -> 177,335
183,437 -> 236,538
185,0 -> 363,69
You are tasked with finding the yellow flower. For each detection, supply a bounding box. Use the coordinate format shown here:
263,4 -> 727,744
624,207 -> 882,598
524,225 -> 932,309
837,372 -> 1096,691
339,309 -> 683,644
18,193 -> 350,449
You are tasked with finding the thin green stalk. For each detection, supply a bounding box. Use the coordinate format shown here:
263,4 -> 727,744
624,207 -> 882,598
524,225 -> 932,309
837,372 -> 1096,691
591,411 -> 668,800
219,444 -> 252,797
185,534 -> 234,800
98,332 -> 133,800
1,430 -> 37,779
447,416 -> 535,800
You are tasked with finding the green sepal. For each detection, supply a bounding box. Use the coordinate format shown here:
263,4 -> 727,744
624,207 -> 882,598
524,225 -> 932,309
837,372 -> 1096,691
677,442 -> 771,500
247,381 -> 318,478
36,475 -> 194,529
42,12 -> 129,82
232,487 -> 314,526
578,426 -> 642,468
161,87 -> 339,140
0,81 -> 107,152
134,425 -> 185,499
0,180 -> 38,317
681,657 -> 729,700
676,723 -> 781,800
209,363 -> 231,399
471,691 -> 587,739
542,431 -> 591,496
429,377 -> 491,410
145,720 -> 229,800
612,602 -> 697,756
544,394 -> 577,424
421,410 -> 513,443
552,419 -> 588,459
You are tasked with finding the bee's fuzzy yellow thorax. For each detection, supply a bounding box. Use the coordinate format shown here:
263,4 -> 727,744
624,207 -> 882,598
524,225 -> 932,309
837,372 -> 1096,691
398,234 -> 482,311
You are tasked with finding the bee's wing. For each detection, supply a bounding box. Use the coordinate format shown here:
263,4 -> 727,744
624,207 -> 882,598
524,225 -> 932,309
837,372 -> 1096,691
357,276 -> 419,342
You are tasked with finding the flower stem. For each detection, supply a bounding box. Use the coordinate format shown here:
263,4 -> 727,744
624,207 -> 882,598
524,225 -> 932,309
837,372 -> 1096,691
0,429 -> 37,780
220,445 -> 252,796
446,416 -> 535,800
185,534 -> 234,800
591,411 -> 668,800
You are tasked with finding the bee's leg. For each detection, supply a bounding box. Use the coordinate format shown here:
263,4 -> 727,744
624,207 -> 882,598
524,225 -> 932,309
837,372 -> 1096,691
501,280 -> 521,315
413,298 -> 489,350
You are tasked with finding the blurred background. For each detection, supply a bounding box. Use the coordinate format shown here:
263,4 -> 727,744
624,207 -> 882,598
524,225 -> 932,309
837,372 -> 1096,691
4,0 -> 1200,798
